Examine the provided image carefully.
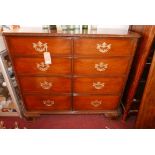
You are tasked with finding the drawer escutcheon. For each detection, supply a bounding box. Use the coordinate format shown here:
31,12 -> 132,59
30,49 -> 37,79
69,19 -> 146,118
43,100 -> 54,106
95,62 -> 108,72
40,81 -> 52,89
91,100 -> 102,107
32,41 -> 48,52
93,82 -> 105,89
96,42 -> 111,53
36,62 -> 50,71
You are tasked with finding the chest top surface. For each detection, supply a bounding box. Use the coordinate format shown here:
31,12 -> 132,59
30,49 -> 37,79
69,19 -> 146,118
2,27 -> 140,38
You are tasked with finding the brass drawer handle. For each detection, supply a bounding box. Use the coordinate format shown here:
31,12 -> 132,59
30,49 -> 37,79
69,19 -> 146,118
40,81 -> 52,89
95,62 -> 108,72
36,62 -> 50,71
43,100 -> 54,106
96,42 -> 111,53
33,41 -> 48,52
93,82 -> 104,89
91,100 -> 102,107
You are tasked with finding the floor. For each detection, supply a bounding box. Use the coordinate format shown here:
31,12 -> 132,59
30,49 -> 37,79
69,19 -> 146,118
0,114 -> 136,129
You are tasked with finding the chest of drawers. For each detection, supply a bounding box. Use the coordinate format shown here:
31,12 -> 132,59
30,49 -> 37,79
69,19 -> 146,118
3,28 -> 140,118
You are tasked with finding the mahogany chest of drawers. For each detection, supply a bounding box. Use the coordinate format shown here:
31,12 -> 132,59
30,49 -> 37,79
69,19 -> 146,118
3,28 -> 140,118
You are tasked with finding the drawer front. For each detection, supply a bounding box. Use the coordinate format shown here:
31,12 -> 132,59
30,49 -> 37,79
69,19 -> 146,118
73,95 -> 120,110
6,37 -> 71,56
23,95 -> 71,111
74,58 -> 130,75
74,38 -> 133,56
18,77 -> 71,93
14,57 -> 71,75
74,77 -> 124,94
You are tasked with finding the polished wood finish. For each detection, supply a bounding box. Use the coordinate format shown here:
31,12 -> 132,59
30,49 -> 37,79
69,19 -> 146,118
23,95 -> 71,111
122,26 -> 155,121
14,57 -> 71,75
74,58 -> 130,76
74,38 -> 134,56
3,28 -> 140,118
73,95 -> 120,110
73,77 -> 124,94
18,77 -> 71,93
136,50 -> 155,128
6,36 -> 72,56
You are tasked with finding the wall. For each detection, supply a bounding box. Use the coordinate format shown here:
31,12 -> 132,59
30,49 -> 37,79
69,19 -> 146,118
97,25 -> 129,30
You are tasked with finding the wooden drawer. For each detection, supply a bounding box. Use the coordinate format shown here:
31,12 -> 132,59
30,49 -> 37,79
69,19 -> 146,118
74,38 -> 133,56
74,77 -> 124,94
6,36 -> 71,56
14,57 -> 71,75
18,77 -> 71,93
73,95 -> 120,110
23,95 -> 71,111
74,58 -> 130,75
